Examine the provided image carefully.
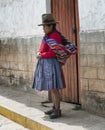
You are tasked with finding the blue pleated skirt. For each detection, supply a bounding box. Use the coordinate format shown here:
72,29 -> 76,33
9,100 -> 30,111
32,58 -> 64,91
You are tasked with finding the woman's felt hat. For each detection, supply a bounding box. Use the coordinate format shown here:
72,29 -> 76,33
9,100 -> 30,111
38,13 -> 59,26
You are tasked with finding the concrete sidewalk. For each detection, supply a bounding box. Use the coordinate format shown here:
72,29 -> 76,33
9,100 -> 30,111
0,86 -> 105,130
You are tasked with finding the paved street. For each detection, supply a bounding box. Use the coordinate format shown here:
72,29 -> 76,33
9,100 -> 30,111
0,115 -> 29,130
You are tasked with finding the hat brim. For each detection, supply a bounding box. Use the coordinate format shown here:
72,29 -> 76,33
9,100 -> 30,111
38,21 -> 59,26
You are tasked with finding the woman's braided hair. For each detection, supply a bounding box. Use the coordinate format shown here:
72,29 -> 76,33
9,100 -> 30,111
52,24 -> 69,45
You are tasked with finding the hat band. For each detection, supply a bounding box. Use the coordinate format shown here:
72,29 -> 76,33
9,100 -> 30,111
43,19 -> 55,24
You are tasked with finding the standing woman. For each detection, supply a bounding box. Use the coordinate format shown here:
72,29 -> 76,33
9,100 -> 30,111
32,14 -> 65,119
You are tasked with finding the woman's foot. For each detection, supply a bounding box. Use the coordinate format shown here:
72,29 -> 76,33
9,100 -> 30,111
45,106 -> 55,115
49,109 -> 61,119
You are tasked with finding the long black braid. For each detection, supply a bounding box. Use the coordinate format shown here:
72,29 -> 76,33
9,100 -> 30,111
52,24 -> 69,46
56,30 -> 69,46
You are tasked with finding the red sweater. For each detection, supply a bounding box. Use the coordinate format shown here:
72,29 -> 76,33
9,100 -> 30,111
39,31 -> 62,58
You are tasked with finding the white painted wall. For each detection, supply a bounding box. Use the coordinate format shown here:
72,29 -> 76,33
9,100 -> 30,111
78,0 -> 105,31
1,0 -> 104,36
0,0 -> 50,38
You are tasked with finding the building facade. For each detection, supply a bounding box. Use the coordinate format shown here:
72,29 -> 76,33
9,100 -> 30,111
0,0 -> 105,116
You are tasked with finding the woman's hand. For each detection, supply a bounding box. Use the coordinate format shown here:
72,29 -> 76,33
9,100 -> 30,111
36,52 -> 42,59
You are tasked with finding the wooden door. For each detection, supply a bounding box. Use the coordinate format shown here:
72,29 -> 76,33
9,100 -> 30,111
51,0 -> 80,103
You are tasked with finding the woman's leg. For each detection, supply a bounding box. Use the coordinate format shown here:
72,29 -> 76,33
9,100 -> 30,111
51,89 -> 60,110
44,89 -> 60,115
44,89 -> 61,118
50,89 -> 61,119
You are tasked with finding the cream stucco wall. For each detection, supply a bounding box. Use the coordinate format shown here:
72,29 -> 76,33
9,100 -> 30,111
0,0 -> 51,38
1,0 -> 105,37
78,0 -> 105,31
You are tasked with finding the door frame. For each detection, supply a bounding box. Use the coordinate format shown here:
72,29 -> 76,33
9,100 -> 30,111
74,0 -> 81,104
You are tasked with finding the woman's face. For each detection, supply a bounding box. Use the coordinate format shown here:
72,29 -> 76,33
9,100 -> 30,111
43,24 -> 53,34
